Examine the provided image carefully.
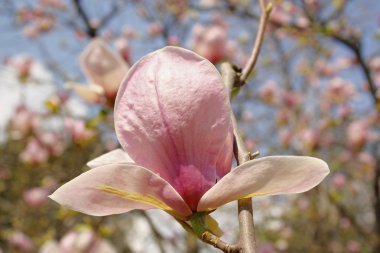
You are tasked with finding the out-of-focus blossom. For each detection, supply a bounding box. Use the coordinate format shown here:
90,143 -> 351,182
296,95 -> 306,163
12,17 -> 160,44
40,230 -> 116,253
64,118 -> 95,142
347,240 -> 360,252
259,80 -> 278,103
122,25 -> 138,39
114,37 -> 131,64
346,119 -> 377,150
270,4 -> 291,25
258,243 -> 275,253
324,78 -> 355,104
295,16 -> 310,28
281,91 -> 302,108
23,187 -> 50,207
340,217 -> 351,229
38,132 -> 65,156
332,172 -> 346,188
20,138 -> 49,164
67,39 -> 129,105
10,105 -> 40,139
199,0 -> 218,8
358,152 -> 376,171
279,129 -> 292,147
276,110 -> 291,125
191,22 -> 229,64
39,0 -> 66,10
51,47 -> 329,224
315,59 -> 338,77
148,23 -> 164,37
8,231 -> 35,252
167,35 -> 180,46
300,128 -> 319,150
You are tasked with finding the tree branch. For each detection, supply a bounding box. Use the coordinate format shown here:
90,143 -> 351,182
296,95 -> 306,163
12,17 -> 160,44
72,0 -> 97,37
239,0 -> 272,85
200,232 -> 241,253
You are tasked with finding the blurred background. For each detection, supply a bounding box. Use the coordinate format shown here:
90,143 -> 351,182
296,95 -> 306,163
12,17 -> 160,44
0,0 -> 380,252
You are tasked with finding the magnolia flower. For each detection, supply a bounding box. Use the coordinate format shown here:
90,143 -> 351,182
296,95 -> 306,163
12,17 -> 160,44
39,230 -> 116,253
51,47 -> 329,222
67,39 -> 129,105
191,23 -> 229,64
23,187 -> 50,207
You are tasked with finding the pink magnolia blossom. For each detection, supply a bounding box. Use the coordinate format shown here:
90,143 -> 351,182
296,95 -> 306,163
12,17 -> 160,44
191,23 -> 228,64
281,91 -> 302,108
40,231 -> 116,253
20,138 -> 49,164
23,187 -> 50,207
148,22 -> 164,37
346,119 -> 376,150
8,231 -> 35,252
64,118 -> 96,142
51,47 -> 329,220
10,105 -> 40,139
67,39 -> 129,105
259,80 -> 278,103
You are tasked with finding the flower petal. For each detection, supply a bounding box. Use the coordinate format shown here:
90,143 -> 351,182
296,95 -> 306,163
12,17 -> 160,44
65,82 -> 104,103
215,126 -> 233,180
87,149 -> 134,168
50,163 -> 192,218
114,46 -> 232,210
197,156 -> 329,211
80,39 -> 129,96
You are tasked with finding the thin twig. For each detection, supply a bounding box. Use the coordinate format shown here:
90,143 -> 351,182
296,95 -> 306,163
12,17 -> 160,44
72,0 -> 97,37
200,231 -> 241,253
239,0 -> 272,85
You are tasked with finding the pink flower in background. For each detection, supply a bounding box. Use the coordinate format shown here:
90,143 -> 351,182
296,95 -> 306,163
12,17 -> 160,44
259,80 -> 278,103
346,119 -> 377,150
64,118 -> 95,142
270,4 -> 291,25
114,37 -> 131,64
281,91 -> 301,108
51,47 -> 329,220
8,231 -> 35,252
279,129 -> 292,147
38,132 -> 65,156
10,105 -> 40,139
23,187 -> 50,207
191,23 -> 228,64
148,22 -> 164,37
20,138 -> 49,164
332,173 -> 346,188
67,39 -> 129,105
324,78 -> 355,104
300,128 -> 319,150
40,230 -> 116,253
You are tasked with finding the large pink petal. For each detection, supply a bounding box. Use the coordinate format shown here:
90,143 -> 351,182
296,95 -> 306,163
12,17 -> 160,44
197,156 -> 329,211
87,149 -> 134,168
114,46 -> 232,210
50,163 -> 192,218
215,126 -> 233,180
80,39 -> 129,97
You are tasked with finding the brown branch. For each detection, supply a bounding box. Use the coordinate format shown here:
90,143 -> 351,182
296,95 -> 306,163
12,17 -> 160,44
221,62 -> 258,253
200,231 -> 241,253
239,0 -> 272,85
72,0 -> 97,37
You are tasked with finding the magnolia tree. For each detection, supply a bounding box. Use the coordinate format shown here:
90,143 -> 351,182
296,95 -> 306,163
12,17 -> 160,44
0,0 -> 379,253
